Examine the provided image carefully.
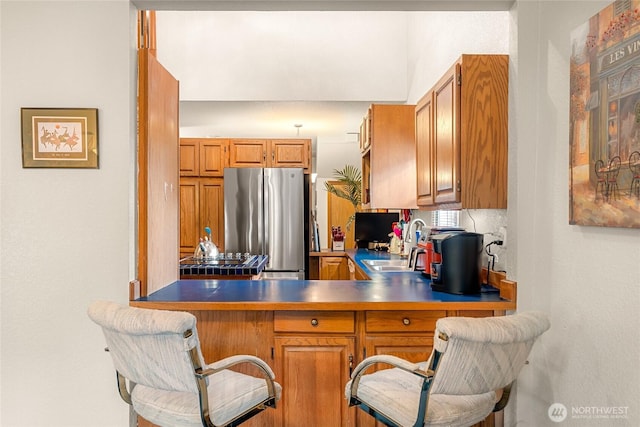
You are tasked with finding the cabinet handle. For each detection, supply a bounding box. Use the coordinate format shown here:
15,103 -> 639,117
349,354 -> 354,376
272,151 -> 275,161
310,318 -> 319,327
402,318 -> 411,326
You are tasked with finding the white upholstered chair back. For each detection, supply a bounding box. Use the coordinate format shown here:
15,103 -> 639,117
429,311 -> 550,396
88,300 -> 206,394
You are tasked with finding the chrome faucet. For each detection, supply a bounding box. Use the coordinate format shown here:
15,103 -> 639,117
404,218 -> 428,270
404,218 -> 427,244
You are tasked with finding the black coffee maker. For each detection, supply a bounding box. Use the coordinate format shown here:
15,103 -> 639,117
430,232 -> 483,295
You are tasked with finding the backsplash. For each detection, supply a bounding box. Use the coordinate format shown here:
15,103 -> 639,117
411,209 -> 508,273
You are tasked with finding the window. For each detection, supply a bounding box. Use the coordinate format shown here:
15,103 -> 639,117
431,210 -> 459,227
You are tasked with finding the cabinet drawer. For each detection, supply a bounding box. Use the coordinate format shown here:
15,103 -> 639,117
365,311 -> 446,333
274,311 -> 355,333
365,335 -> 434,363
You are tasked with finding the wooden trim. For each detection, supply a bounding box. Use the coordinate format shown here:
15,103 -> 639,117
136,48 -> 180,296
137,10 -> 156,54
130,300 -> 516,312
482,268 -> 516,302
137,49 -> 149,297
129,280 -> 141,301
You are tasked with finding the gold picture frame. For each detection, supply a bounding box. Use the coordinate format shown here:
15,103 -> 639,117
21,108 -> 98,168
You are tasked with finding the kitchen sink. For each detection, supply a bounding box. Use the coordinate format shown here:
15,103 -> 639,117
368,265 -> 412,272
363,259 -> 410,272
363,259 -> 407,267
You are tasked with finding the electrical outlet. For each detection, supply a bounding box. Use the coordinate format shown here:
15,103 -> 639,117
498,226 -> 507,249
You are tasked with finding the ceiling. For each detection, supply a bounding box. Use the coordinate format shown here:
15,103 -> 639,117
133,1 -> 514,12
179,101 -> 369,141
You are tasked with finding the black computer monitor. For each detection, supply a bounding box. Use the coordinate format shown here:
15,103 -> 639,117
354,212 -> 399,246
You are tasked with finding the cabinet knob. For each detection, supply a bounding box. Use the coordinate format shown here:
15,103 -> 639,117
311,318 -> 319,327
402,318 -> 411,326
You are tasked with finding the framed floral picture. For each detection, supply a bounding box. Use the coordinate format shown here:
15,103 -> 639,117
21,108 -> 98,168
569,1 -> 640,228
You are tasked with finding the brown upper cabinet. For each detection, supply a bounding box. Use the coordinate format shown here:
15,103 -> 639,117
359,111 -> 371,153
360,104 -> 417,209
229,138 -> 311,171
228,139 -> 267,167
180,138 -> 229,177
416,93 -> 434,206
416,54 -> 509,210
179,138 -> 199,176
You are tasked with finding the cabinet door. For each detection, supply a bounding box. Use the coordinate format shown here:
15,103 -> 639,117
359,117 -> 367,153
367,104 -> 416,208
459,55 -> 509,209
179,179 -> 199,258
179,139 -> 199,176
358,336 -> 434,427
274,336 -> 356,427
200,179 -> 224,251
269,139 -> 310,170
347,258 -> 369,280
360,110 -> 371,153
361,151 -> 371,208
199,139 -> 228,176
433,62 -> 461,205
416,91 -> 434,207
229,139 -> 267,167
364,335 -> 433,363
195,311 -> 275,427
320,256 -> 349,280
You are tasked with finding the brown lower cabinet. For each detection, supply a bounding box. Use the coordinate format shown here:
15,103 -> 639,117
137,308 -> 503,427
310,252 -> 369,280
320,256 -> 349,280
275,336 -> 356,426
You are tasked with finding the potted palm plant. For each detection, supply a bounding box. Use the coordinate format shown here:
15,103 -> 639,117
324,165 -> 362,230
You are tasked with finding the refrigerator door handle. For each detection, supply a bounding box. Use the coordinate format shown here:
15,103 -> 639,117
263,169 -> 270,264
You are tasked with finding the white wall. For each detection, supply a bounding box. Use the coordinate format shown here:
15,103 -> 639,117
0,1 -> 135,426
1,2 -> 639,427
163,10 -> 511,181
512,1 -> 640,426
156,11 -> 409,101
406,11 -> 511,103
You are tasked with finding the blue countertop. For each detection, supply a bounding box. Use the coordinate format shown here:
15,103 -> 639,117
134,249 -> 513,311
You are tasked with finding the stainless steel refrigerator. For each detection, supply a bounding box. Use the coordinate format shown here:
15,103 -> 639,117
224,168 -> 306,279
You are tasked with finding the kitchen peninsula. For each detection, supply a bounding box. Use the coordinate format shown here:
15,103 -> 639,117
131,249 -> 516,427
